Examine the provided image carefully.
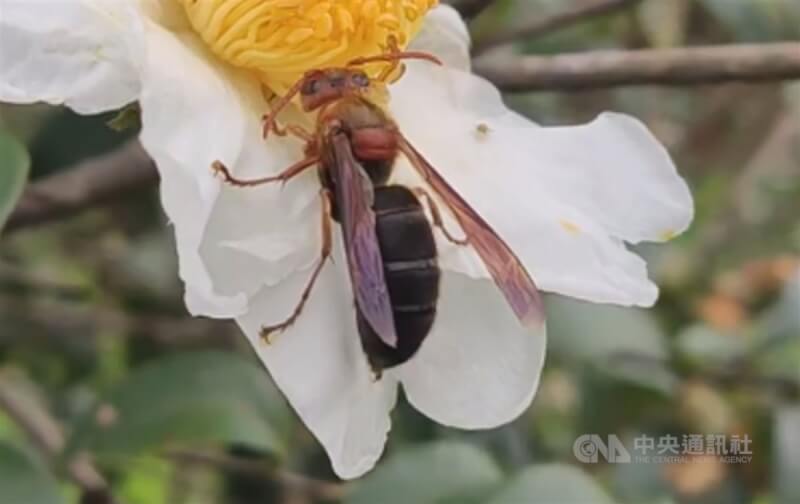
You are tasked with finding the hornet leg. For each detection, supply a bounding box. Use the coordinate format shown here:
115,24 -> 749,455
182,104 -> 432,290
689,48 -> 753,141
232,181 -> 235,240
260,190 -> 334,343
347,35 -> 443,83
212,156 -> 319,188
413,187 -> 469,246
268,122 -> 315,143
261,96 -> 315,142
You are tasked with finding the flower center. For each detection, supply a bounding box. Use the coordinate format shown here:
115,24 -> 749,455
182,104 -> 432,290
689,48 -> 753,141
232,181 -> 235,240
179,0 -> 438,96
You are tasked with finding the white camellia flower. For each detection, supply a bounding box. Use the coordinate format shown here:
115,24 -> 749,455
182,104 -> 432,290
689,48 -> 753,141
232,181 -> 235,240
0,0 -> 693,478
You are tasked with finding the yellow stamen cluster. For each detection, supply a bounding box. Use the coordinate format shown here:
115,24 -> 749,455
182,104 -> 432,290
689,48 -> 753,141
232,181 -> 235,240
179,0 -> 438,96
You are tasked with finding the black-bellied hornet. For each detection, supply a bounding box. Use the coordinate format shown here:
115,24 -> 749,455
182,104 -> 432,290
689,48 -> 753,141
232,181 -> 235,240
212,43 -> 545,376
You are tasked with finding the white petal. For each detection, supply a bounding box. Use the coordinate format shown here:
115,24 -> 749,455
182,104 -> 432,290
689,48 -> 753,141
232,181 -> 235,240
138,22 -> 242,316
0,0 -> 144,114
389,63 -> 694,307
237,245 -> 396,480
395,271 -> 546,429
528,112 -> 694,244
138,22 -> 318,317
410,4 -> 472,71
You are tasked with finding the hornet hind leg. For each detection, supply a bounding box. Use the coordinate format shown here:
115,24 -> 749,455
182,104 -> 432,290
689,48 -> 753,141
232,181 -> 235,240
259,190 -> 334,343
412,187 -> 469,246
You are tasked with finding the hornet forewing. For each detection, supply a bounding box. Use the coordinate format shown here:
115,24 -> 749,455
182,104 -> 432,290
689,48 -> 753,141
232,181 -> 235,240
399,135 -> 546,328
328,131 -> 399,348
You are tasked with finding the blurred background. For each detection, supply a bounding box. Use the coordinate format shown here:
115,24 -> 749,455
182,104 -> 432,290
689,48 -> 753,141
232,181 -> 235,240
1,0 -> 799,503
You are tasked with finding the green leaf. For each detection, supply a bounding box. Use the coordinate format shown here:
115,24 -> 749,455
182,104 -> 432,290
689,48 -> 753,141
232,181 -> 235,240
752,274 -> 800,383
0,442 -> 64,504
637,0 -> 691,48
776,406 -> 800,503
347,442 -> 503,504
65,351 -> 292,461
486,464 -> 616,504
676,324 -> 748,367
546,297 -> 677,394
106,103 -> 141,133
700,0 -> 800,41
0,131 -> 31,231
611,458 -> 672,504
118,455 -> 171,504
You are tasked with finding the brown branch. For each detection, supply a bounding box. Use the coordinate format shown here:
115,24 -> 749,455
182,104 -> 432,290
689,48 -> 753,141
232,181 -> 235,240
474,0 -> 643,54
447,0 -> 497,20
0,376 -> 119,504
5,140 -> 157,233
0,294 -> 239,347
474,43 -> 800,92
2,45 -> 800,233
165,448 -> 348,501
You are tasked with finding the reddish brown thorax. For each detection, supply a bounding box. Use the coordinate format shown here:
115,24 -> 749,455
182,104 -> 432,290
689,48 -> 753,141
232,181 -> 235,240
299,68 -> 374,112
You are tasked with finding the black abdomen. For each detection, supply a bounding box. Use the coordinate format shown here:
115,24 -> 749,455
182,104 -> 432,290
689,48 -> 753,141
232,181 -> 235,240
357,186 -> 440,373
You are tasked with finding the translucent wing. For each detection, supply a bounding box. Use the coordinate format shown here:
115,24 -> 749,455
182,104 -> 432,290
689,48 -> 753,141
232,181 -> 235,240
399,135 -> 545,328
329,132 -> 398,347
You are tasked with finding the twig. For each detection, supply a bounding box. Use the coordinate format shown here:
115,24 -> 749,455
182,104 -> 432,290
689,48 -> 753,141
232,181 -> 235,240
3,45 -> 800,232
0,376 -> 119,503
0,294 -> 238,346
474,43 -> 800,92
5,140 -> 157,233
165,448 -> 348,501
608,353 -> 800,399
474,0 -> 643,54
447,0 -> 498,20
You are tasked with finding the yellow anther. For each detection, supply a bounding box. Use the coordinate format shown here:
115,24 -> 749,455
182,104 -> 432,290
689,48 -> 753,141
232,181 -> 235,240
404,5 -> 420,22
179,0 -> 438,96
313,13 -> 334,39
336,7 -> 355,33
377,13 -> 401,31
362,1 -> 380,20
286,28 -> 314,45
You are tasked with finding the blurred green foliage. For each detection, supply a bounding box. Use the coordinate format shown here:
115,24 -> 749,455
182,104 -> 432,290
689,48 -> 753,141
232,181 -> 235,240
0,131 -> 30,231
1,1 -> 799,503
0,442 -> 63,504
65,352 -> 292,463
